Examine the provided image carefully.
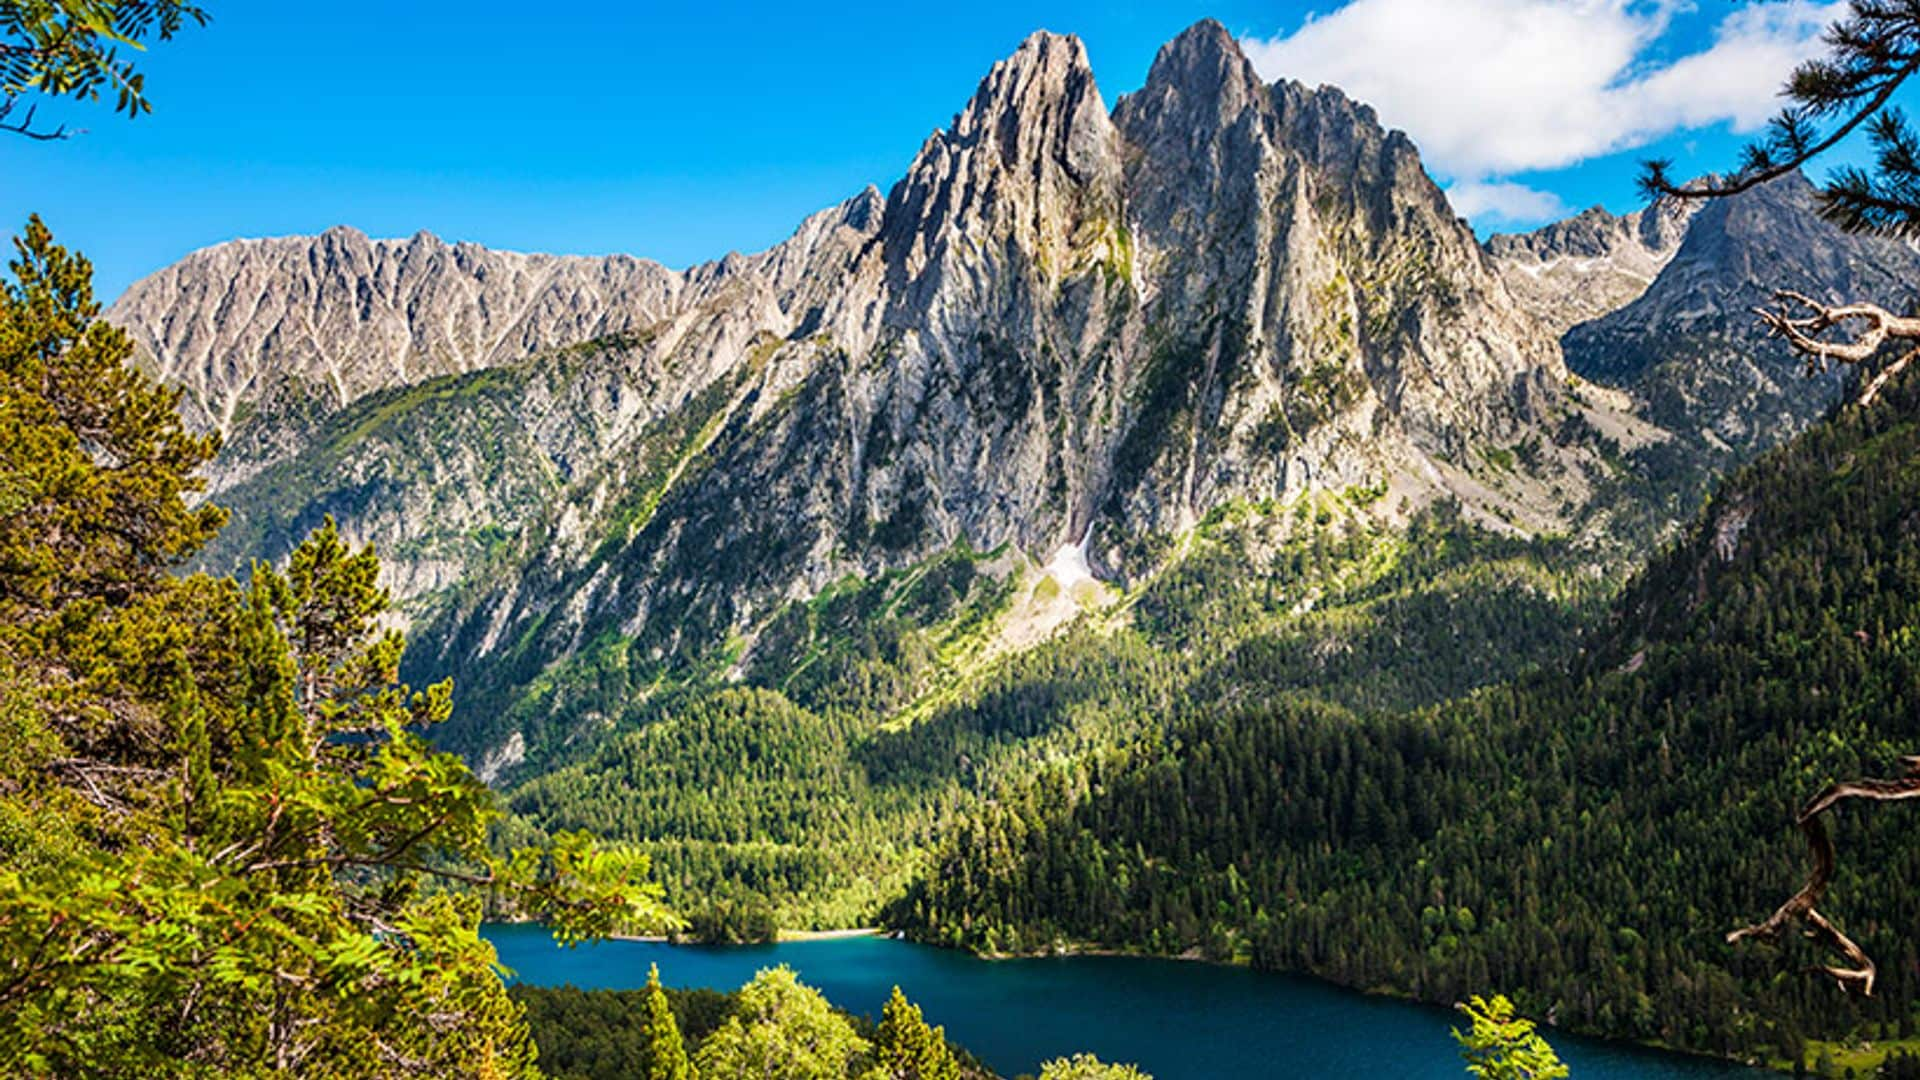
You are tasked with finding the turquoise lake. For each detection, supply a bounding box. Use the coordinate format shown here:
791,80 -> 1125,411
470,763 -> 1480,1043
485,925 -> 1757,1078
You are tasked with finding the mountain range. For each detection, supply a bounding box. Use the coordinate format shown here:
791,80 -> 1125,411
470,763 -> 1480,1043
104,22 -> 1914,820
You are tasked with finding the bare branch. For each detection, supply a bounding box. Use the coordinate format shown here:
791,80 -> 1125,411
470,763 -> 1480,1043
0,98 -> 71,141
1727,755 -> 1920,995
1859,344 -> 1920,404
1751,290 -> 1920,403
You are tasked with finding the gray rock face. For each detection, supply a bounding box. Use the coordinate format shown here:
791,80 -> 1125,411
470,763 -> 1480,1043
1097,23 -> 1575,540
110,230 -> 663,480
1553,172 -> 1920,455
186,187 -> 887,616
1486,196 -> 1698,338
106,196 -> 886,491
116,20 -> 1693,762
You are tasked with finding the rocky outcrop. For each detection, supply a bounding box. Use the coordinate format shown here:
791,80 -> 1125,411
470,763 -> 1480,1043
185,187 -> 887,610
106,193 -> 888,491
109,231 -> 664,481
1096,23 -> 1578,541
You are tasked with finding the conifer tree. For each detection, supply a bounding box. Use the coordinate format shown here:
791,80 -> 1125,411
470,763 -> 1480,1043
1642,1 -> 1920,993
642,963 -> 693,1080
1036,1053 -> 1152,1080
871,985 -> 961,1080
1643,2 -> 1920,236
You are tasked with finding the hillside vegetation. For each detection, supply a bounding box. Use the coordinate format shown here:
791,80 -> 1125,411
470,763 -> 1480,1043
893,370 -> 1920,1068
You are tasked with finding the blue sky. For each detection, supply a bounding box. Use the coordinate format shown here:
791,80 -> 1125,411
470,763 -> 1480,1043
0,1 -> 1891,300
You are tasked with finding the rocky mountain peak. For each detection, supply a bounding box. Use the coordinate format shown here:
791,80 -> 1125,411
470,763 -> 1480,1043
879,28 -> 1123,317
1121,19 -> 1273,140
1535,171 -> 1920,457
1634,193 -> 1697,252
116,20 -> 1718,767
957,30 -> 1110,185
1663,169 -> 1828,283
111,228 -> 680,403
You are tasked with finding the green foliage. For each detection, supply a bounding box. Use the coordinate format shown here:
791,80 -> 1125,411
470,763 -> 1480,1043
887,368 -> 1920,1060
683,895 -> 781,945
508,684 -> 911,930
1034,1053 -> 1152,1080
514,977 -> 992,1080
0,220 -> 673,1075
0,213 -> 225,621
746,546 -> 1016,718
692,966 -> 871,1080
643,963 -> 694,1080
1453,995 -> 1569,1080
513,982 -> 734,1080
193,362 -> 563,609
1640,4 -> 1920,238
505,498 -> 1604,932
872,984 -> 962,1080
0,0 -> 207,138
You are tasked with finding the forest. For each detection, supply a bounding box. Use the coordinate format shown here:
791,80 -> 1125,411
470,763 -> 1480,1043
0,211 -> 1171,1078
891,367 -> 1920,1069
510,967 -> 1021,1080
500,497 -> 1613,934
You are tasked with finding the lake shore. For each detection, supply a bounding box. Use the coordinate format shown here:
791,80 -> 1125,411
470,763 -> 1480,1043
605,926 -> 884,945
485,923 -> 1754,1079
906,933 -> 1775,1073
507,920 -> 1764,1073
778,927 -> 882,942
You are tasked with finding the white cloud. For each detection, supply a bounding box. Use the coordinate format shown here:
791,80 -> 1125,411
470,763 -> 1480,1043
1445,179 -> 1567,223
1240,0 -> 1844,224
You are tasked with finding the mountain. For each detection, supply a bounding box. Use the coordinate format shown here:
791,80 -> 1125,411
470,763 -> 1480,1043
77,16 -> 1920,1071
107,202 -> 884,492
1504,171 -> 1920,458
177,191 -> 886,607
108,21 -> 1665,772
893,364 -> 1920,1068
1485,193 -> 1697,338
100,18 -> 1896,967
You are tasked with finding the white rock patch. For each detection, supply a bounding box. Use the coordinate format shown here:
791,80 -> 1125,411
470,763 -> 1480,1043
1045,536 -> 1096,586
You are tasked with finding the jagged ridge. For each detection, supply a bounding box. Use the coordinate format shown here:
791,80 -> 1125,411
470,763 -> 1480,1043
117,20 -> 1723,769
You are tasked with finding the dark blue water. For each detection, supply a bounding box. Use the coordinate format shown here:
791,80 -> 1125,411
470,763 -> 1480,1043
485,925 -> 1757,1078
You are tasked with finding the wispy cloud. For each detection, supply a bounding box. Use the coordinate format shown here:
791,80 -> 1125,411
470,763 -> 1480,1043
1444,179 -> 1567,225
1240,0 -> 1844,225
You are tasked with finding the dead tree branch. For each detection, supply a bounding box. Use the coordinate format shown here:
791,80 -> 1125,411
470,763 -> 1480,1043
1753,291 -> 1920,405
1728,755 -> 1920,995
